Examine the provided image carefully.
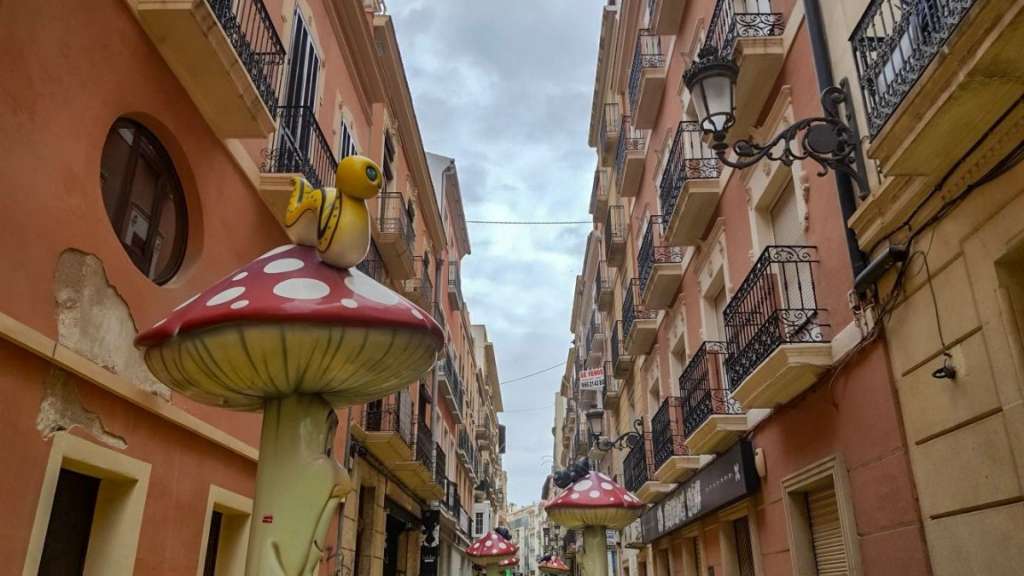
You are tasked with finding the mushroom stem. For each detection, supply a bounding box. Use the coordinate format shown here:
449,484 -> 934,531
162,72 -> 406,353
581,525 -> 609,576
486,565 -> 503,576
245,394 -> 353,576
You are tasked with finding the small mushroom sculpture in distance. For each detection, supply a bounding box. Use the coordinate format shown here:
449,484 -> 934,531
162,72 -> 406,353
498,555 -> 520,576
545,471 -> 644,576
466,530 -> 519,576
134,151 -> 443,576
538,555 -> 571,575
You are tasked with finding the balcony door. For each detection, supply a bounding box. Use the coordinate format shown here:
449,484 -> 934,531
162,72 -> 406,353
281,10 -> 320,162
769,183 -> 818,339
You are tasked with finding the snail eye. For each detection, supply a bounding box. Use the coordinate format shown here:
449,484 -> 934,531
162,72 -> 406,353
365,166 -> 379,182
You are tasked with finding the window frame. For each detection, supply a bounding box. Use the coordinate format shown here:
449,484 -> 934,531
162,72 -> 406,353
196,485 -> 253,576
101,118 -> 189,285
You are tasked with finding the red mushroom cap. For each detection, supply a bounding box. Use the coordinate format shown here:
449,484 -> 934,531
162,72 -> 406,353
466,530 -> 518,566
134,244 -> 443,410
499,557 -> 520,568
538,556 -> 570,574
544,471 -> 644,529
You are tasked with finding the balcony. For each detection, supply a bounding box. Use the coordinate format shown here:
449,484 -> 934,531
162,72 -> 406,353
357,241 -> 388,285
458,428 -> 477,479
604,204 -> 628,267
602,361 -> 622,407
660,122 -> 723,246
628,31 -> 667,129
611,320 -> 635,378
680,341 -> 750,455
849,0 -> 1023,244
651,397 -> 712,484
623,430 -> 673,503
638,216 -> 685,310
596,260 -> 615,313
402,256 -> 434,308
724,246 -> 832,409
376,192 -> 416,281
613,116 -> 649,198
590,168 -> 611,225
623,279 -> 659,356
476,423 -> 492,450
448,261 -> 463,310
586,311 -> 606,366
702,0 -> 785,137
132,0 -> 285,138
438,354 -> 465,423
390,415 -> 445,501
435,443 -> 447,486
648,0 -> 685,35
258,106 -> 339,217
350,394 -> 412,462
598,103 -> 622,166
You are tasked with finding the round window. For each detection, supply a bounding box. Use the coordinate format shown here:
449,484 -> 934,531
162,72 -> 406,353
99,119 -> 188,284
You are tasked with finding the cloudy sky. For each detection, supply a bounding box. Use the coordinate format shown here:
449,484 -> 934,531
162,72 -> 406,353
390,0 -> 602,506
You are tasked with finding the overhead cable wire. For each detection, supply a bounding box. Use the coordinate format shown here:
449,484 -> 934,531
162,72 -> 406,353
500,361 -> 567,386
466,219 -> 592,225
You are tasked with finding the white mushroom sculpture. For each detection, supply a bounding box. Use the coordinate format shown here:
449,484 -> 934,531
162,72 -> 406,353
544,471 -> 644,576
466,530 -> 519,576
135,243 -> 442,575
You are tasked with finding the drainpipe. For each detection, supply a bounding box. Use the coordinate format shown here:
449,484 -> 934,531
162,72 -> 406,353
803,0 -> 868,277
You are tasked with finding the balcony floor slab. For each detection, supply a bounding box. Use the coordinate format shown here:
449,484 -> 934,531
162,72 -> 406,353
653,454 -> 713,484
664,179 -> 721,247
637,480 -> 675,503
731,343 -> 833,409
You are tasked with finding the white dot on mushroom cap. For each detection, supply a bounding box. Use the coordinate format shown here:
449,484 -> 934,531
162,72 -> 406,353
230,299 -> 249,310
232,272 -> 248,281
485,541 -> 493,548
273,278 -> 330,300
589,490 -> 601,498
601,482 -> 614,490
263,258 -> 304,274
498,543 -> 507,550
411,307 -> 423,319
570,493 -> 580,499
598,473 -> 611,481
207,287 -> 246,306
174,293 -> 199,311
345,269 -> 400,305
573,480 -> 593,492
259,244 -> 295,259
341,298 -> 358,309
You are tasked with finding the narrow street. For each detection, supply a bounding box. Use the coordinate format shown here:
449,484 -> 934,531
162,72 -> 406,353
1,1 -> 1023,576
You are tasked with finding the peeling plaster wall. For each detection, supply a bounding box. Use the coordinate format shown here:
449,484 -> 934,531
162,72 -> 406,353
54,249 -> 170,399
36,367 -> 126,449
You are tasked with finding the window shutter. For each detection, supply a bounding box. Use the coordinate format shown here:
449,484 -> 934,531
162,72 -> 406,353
808,487 -> 849,575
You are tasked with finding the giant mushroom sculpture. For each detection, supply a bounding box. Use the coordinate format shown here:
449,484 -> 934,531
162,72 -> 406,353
135,243 -> 442,574
538,555 -> 571,576
466,530 -> 519,576
544,471 -> 644,576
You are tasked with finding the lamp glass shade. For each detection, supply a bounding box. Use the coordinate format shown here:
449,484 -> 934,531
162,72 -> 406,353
687,60 -> 738,137
586,409 -> 604,437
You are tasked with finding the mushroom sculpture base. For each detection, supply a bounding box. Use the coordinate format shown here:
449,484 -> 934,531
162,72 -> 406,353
247,394 -> 352,576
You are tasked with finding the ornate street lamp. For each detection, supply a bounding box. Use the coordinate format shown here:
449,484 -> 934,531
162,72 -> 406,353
683,46 -> 868,197
588,415 -> 643,453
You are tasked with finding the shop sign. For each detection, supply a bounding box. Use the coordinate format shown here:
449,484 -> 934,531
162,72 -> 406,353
578,367 -> 605,390
639,441 -> 758,543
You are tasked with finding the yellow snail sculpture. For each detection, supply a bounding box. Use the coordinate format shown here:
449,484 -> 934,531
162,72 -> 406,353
284,155 -> 383,268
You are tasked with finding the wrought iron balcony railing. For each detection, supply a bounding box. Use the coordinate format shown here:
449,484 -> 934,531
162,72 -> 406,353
623,278 -> 658,343
597,259 -> 613,297
723,246 -> 830,390
703,0 -> 785,57
405,256 -> 434,307
638,216 -> 685,296
439,353 -> 465,416
363,395 -> 413,446
598,102 -> 622,154
435,443 -> 447,484
614,115 -> 648,183
651,396 -> 689,471
415,416 -> 434,472
623,429 -> 653,493
265,105 -> 338,189
207,0 -> 286,115
602,360 -> 619,397
628,30 -> 666,113
680,341 -> 742,437
659,122 -> 721,219
378,191 -> 416,252
851,0 -> 975,136
356,241 -> 387,284
448,261 -> 462,297
611,320 -> 632,370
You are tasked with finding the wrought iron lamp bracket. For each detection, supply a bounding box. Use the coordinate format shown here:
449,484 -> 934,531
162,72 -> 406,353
711,82 -> 869,199
592,417 -> 644,452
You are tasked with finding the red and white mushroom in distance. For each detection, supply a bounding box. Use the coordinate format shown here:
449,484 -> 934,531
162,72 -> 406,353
545,471 -> 643,576
135,244 -> 444,410
466,530 -> 519,567
538,556 -> 570,575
